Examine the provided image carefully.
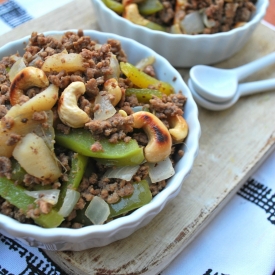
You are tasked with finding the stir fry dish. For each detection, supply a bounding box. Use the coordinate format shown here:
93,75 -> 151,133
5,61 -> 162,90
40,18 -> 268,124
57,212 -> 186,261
0,30 -> 188,228
102,0 -> 256,34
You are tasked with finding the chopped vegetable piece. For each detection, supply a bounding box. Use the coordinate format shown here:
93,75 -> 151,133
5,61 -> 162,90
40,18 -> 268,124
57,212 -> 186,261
109,180 -> 152,218
120,62 -> 174,95
8,57 -> 26,82
55,152 -> 88,210
126,88 -> 162,103
55,129 -> 144,166
10,158 -> 26,184
123,3 -> 165,32
180,11 -> 204,34
58,189 -> 80,217
146,21 -> 166,32
94,91 -> 116,121
148,157 -> 175,183
69,153 -> 88,189
12,133 -> 62,182
0,177 -> 63,228
102,0 -> 124,14
103,165 -> 140,181
135,56 -> 155,70
138,0 -> 163,15
85,196 -> 110,225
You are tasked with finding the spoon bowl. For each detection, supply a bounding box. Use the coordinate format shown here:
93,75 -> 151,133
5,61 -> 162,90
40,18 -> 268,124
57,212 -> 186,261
190,52 -> 275,103
188,78 -> 275,111
188,79 -> 237,111
190,66 -> 238,103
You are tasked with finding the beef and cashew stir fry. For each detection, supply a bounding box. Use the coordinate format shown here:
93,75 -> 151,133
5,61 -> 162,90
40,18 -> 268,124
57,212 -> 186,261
103,0 -> 256,34
0,30 -> 188,228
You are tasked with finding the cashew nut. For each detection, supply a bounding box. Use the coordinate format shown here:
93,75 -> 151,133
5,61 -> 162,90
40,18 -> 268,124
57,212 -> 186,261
8,84 -> 59,118
168,115 -> 188,143
132,111 -> 172,163
103,78 -> 122,106
118,109 -> 127,117
123,3 -> 150,26
9,67 -> 49,106
58,81 -> 90,128
41,52 -> 85,73
0,84 -> 59,158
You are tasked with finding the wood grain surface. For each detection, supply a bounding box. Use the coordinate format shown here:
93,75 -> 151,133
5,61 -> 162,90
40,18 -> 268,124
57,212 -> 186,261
1,0 -> 275,274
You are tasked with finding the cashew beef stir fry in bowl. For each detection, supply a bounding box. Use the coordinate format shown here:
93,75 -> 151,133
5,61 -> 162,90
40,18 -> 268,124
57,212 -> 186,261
0,30 -> 188,229
103,0 -> 257,34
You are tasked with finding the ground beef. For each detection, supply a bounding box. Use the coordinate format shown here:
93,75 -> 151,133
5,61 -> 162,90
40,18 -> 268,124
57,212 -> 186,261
36,199 -> 52,214
90,141 -> 104,152
0,105 -> 8,118
6,133 -> 21,146
149,93 -> 186,119
1,116 -> 14,129
56,123 -> 71,134
85,113 -> 134,141
0,157 -> 12,177
32,111 -> 47,121
143,65 -> 156,78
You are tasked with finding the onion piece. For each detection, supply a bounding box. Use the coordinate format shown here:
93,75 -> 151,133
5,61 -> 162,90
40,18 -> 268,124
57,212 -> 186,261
170,24 -> 182,34
148,157 -> 175,183
202,11 -> 216,28
8,57 -> 26,82
108,54 -> 120,80
94,43 -> 102,50
94,91 -> 116,121
135,56 -> 155,71
25,189 -> 60,205
180,11 -> 204,34
58,189 -> 80,217
28,48 -> 44,67
9,54 -> 21,62
103,165 -> 140,181
33,110 -> 55,151
85,196 -> 110,225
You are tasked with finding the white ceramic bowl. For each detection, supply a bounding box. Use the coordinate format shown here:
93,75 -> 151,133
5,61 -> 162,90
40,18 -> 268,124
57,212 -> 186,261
92,0 -> 269,68
0,30 -> 200,251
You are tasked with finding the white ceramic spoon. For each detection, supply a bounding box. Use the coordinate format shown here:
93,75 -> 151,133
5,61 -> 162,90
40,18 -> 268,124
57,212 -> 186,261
188,78 -> 275,111
189,52 -> 275,103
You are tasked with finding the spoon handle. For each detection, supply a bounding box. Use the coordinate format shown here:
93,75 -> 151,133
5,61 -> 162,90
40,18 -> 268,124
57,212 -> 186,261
233,52 -> 275,81
238,78 -> 275,97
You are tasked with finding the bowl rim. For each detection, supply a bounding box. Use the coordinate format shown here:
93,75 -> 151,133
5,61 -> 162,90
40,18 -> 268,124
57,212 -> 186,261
0,29 -> 201,244
93,0 -> 269,39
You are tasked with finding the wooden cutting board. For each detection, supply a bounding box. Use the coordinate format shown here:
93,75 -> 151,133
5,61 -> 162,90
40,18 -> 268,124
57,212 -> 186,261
1,0 -> 275,274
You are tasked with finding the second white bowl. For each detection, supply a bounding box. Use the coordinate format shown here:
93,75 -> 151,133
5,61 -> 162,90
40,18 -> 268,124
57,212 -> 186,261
92,0 -> 269,68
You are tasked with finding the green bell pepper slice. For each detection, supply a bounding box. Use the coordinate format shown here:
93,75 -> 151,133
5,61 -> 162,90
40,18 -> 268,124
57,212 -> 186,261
55,129 -> 144,166
109,180 -> 152,218
102,0 -> 124,14
126,88 -> 162,103
55,153 -> 88,210
0,177 -> 63,228
10,158 -> 26,184
120,62 -> 174,95
138,0 -> 163,15
145,21 -> 166,32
